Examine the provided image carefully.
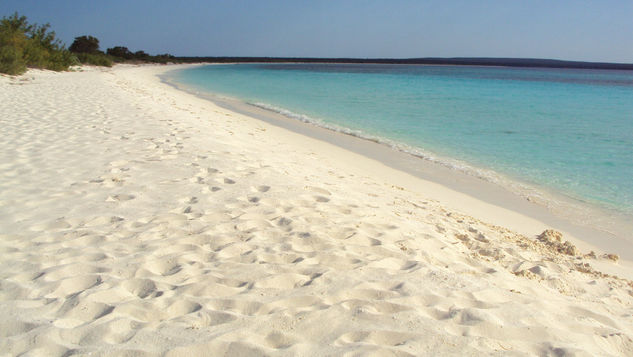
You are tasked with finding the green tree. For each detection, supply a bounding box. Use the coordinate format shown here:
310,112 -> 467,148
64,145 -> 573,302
69,35 -> 100,53
133,50 -> 149,59
106,46 -> 133,59
70,36 -> 113,67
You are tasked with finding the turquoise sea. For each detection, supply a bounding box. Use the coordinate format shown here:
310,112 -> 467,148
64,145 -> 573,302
170,64 -> 633,215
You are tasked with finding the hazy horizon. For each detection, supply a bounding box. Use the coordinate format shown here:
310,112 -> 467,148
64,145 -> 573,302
1,0 -> 631,63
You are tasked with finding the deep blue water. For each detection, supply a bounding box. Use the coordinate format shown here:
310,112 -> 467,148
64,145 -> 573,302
171,64 -> 633,214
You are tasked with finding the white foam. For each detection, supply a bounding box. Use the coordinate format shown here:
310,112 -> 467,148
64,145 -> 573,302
249,102 -> 526,191
245,100 -> 633,234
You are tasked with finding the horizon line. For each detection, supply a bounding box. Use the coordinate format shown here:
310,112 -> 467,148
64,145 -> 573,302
167,56 -> 633,70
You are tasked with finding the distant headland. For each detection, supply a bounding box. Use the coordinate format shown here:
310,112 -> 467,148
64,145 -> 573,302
174,57 -> 633,70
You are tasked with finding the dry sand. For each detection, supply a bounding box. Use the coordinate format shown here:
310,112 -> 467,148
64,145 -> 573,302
1,64 -> 632,356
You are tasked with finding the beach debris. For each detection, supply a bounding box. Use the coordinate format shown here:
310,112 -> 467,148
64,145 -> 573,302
575,262 -> 593,273
478,248 -> 505,260
455,233 -> 470,242
474,233 -> 490,243
538,229 -> 563,242
277,217 -> 293,226
514,269 -> 540,280
604,253 -> 620,263
536,229 -> 580,256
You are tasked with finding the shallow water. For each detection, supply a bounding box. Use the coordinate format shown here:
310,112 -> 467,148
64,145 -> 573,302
171,63 -> 633,215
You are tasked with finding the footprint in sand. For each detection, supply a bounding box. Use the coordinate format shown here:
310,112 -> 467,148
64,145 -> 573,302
164,300 -> 202,318
192,167 -> 219,181
181,196 -> 198,204
277,217 -> 293,226
122,278 -> 158,298
197,176 -> 209,184
264,331 -> 297,349
109,160 -> 129,168
106,194 -> 135,202
144,258 -> 182,276
59,299 -> 114,322
305,186 -> 331,196
336,330 -> 414,347
109,167 -> 130,174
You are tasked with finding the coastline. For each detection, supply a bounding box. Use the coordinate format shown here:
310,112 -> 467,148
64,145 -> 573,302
162,65 -> 633,262
2,63 -> 632,355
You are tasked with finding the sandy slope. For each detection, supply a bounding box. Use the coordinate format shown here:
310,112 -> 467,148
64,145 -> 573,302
0,64 -> 631,356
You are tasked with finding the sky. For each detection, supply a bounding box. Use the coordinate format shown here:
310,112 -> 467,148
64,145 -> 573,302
1,0 -> 631,63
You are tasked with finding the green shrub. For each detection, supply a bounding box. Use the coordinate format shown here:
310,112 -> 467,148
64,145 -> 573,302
0,45 -> 26,74
76,52 -> 112,67
69,35 -> 115,67
0,13 -> 28,74
46,50 -> 78,70
1,12 -> 177,74
0,12 -> 77,74
106,46 -> 133,60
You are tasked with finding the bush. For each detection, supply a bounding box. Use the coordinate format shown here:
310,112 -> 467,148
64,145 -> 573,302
106,46 -> 133,60
0,13 -> 28,74
70,35 -> 117,67
133,50 -> 149,60
0,46 -> 26,74
106,45 -> 177,64
0,12 -> 77,74
47,49 -> 78,70
76,52 -> 112,67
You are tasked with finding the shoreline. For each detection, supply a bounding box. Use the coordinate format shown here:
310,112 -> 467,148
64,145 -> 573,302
2,64 -> 632,355
162,65 -> 633,262
163,57 -> 633,71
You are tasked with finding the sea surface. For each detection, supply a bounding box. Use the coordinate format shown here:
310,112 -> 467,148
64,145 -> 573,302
169,63 -> 633,216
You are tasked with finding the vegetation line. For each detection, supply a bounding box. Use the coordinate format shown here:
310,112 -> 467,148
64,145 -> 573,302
0,13 -> 176,75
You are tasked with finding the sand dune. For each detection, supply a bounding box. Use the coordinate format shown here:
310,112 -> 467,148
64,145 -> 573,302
1,65 -> 632,356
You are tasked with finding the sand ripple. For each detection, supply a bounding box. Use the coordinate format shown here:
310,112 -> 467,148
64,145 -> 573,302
0,66 -> 631,356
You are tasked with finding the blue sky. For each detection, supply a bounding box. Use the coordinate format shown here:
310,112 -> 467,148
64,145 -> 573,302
1,0 -> 631,62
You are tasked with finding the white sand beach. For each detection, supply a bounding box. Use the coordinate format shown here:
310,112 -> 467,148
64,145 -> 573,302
1,64 -> 632,356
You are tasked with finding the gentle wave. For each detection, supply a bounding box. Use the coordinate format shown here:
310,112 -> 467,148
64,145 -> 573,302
164,69 -> 582,210
246,100 -> 628,232
247,101 -> 550,202
164,66 -> 633,238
